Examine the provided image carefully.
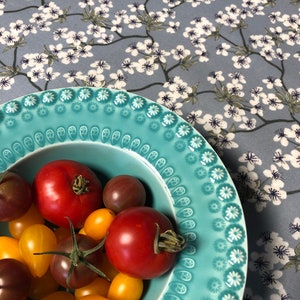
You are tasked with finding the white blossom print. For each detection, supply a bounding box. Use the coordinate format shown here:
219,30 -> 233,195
0,0 -> 299,299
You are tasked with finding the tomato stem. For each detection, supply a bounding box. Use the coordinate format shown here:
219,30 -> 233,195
67,218 -> 111,283
83,238 -> 106,257
83,259 -> 110,281
34,218 -> 110,288
72,174 -> 90,195
154,223 -> 186,254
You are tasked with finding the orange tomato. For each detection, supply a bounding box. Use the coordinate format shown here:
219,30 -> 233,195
41,291 -> 75,300
107,273 -> 143,300
76,295 -> 108,300
84,208 -> 115,241
78,227 -> 87,235
8,204 -> 44,239
74,277 -> 110,298
0,236 -> 24,263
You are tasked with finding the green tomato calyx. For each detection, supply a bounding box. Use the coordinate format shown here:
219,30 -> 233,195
72,174 -> 90,195
154,223 -> 186,254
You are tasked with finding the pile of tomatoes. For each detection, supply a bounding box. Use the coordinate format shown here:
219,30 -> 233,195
0,159 -> 186,300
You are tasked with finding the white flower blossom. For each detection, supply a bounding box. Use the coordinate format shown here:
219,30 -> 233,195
263,164 -> 284,188
286,149 -> 300,168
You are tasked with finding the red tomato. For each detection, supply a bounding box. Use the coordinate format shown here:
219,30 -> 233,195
33,160 -> 102,228
105,207 -> 186,279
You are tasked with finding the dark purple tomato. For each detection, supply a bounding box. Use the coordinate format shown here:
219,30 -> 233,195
103,175 -> 146,213
0,172 -> 32,222
0,258 -> 32,300
50,234 -> 105,289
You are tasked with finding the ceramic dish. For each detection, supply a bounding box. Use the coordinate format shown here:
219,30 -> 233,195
0,87 -> 247,300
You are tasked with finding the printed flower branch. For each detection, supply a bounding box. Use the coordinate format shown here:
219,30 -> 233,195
1,0 -> 300,298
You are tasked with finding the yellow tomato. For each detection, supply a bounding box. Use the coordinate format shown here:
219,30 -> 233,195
0,236 -> 24,263
75,277 -> 110,298
83,208 -> 115,241
107,273 -> 143,300
8,204 -> 44,239
19,224 -> 57,277
41,291 -> 75,300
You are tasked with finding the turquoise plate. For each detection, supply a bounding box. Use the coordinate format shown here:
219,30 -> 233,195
0,87 -> 247,300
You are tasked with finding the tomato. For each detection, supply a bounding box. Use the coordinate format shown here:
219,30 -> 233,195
54,226 -> 71,242
41,291 -> 75,300
0,258 -> 32,300
33,160 -> 102,228
0,236 -> 24,263
19,224 -> 57,277
103,175 -> 146,213
79,227 -> 87,235
84,208 -> 115,241
50,233 -> 107,289
8,204 -> 44,239
0,171 -> 32,221
107,272 -> 143,300
105,207 -> 186,279
97,250 -> 118,280
76,296 -> 108,300
28,268 -> 60,300
74,277 -> 110,298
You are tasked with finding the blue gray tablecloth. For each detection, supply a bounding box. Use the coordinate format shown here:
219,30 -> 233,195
0,1 -> 299,298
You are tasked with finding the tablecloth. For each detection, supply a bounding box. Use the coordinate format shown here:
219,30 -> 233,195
0,0 -> 299,299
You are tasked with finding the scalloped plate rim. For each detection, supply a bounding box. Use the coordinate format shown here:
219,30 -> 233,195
0,87 -> 248,300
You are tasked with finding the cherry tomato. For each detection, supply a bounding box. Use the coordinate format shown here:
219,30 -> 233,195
84,208 -> 115,241
0,236 -> 24,263
0,258 -> 32,300
107,272 -> 143,300
0,171 -> 32,221
79,227 -> 87,235
103,175 -> 146,213
97,250 -> 118,280
74,277 -> 110,298
8,204 -> 44,239
41,291 -> 75,300
54,226 -> 71,242
19,224 -> 57,277
105,207 -> 185,279
50,233 -> 106,289
76,296 -> 108,300
33,160 -> 102,228
28,269 -> 60,300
